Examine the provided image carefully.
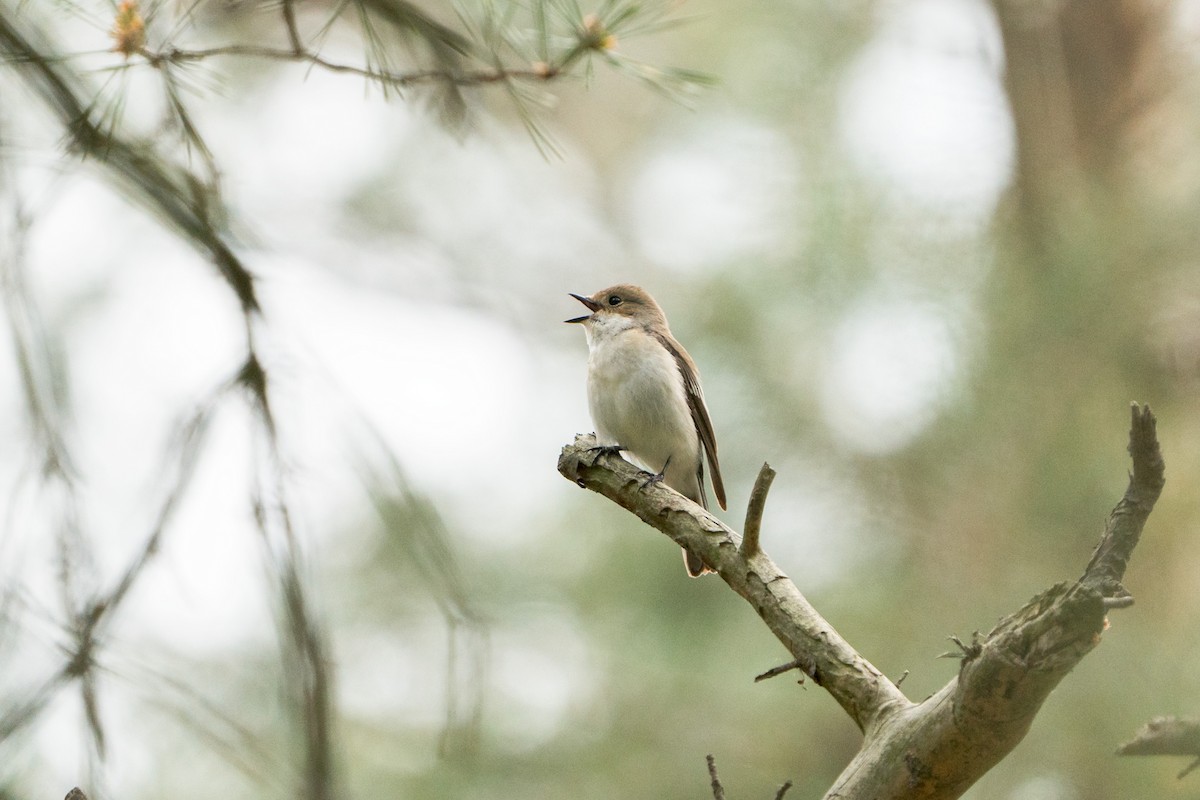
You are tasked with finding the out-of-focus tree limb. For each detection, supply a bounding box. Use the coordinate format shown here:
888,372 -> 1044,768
1118,716 -> 1200,779
558,404 -> 1164,799
0,6 -> 260,315
139,43 -> 560,86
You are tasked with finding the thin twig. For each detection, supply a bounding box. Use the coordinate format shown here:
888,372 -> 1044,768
281,0 -> 303,54
247,362 -> 337,800
706,754 -> 726,800
139,44 -> 556,87
741,462 -> 776,558
774,780 -> 795,800
97,401 -> 215,619
0,666 -> 72,742
754,658 -> 805,683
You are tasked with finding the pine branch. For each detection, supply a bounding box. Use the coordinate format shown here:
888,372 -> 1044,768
0,8 -> 259,315
139,43 -> 554,87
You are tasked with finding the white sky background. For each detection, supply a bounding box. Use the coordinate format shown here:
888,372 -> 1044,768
0,0 -> 1019,794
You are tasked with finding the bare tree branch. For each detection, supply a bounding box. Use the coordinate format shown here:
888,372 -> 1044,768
1118,716 -> 1200,779
559,404 -> 1165,799
1080,402 -> 1165,596
281,0 -> 303,54
559,435 -> 909,733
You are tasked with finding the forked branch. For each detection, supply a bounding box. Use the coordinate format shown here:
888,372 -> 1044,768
558,404 -> 1165,799
558,434 -> 909,733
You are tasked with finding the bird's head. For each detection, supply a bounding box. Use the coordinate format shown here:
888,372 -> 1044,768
565,284 -> 668,331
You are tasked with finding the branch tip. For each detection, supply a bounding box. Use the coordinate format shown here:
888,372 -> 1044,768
706,754 -> 726,800
1127,402 -> 1164,493
1081,404 -> 1165,590
754,658 -> 806,683
741,462 -> 776,558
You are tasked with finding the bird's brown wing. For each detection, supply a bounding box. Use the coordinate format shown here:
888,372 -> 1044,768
649,329 -> 727,511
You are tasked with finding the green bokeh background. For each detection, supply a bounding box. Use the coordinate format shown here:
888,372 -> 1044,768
2,1 -> 1199,799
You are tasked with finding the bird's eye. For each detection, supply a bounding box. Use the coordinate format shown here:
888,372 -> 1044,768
607,295 -> 622,306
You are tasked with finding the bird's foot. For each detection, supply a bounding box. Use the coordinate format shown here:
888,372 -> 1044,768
586,443 -> 626,466
640,455 -> 672,491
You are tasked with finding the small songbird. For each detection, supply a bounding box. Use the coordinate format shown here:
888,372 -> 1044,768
566,284 -> 727,576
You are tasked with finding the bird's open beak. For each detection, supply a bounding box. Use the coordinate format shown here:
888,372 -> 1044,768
564,293 -> 601,323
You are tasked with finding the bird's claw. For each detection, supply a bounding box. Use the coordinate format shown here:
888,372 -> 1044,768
640,471 -> 665,490
639,455 -> 672,491
586,443 -> 626,466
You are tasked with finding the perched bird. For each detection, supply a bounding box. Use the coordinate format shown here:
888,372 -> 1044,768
566,284 -> 726,576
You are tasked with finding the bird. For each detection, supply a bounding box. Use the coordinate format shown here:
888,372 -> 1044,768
566,284 -> 726,576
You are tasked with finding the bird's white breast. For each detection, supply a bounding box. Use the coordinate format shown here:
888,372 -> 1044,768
584,321 -> 699,480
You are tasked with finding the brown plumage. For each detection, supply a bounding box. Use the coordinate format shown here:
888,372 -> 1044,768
567,284 -> 726,576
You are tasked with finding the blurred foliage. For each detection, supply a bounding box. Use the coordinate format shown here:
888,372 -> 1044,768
3,0 -> 1200,799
